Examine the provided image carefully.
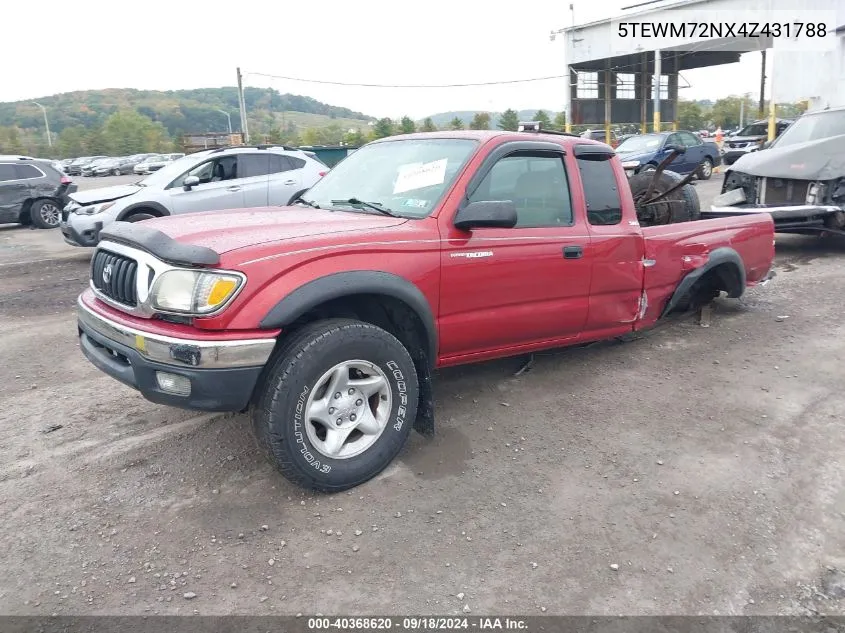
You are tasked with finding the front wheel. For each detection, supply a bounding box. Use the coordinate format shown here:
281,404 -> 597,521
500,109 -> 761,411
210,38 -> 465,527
251,319 -> 418,492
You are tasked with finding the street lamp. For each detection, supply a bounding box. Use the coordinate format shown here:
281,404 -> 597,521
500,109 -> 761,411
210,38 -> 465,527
32,102 -> 52,148
216,109 -> 232,134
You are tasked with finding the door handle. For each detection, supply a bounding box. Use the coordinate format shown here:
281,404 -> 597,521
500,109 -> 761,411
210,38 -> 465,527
563,245 -> 583,259
283,180 -> 296,185
226,185 -> 241,192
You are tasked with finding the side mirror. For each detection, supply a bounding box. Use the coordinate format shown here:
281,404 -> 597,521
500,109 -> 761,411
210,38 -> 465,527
183,175 -> 200,191
454,200 -> 518,231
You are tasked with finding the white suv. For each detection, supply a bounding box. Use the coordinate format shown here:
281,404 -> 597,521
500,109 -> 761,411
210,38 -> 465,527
61,146 -> 328,247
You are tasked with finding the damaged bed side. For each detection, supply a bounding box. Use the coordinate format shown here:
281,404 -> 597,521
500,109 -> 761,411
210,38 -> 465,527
703,106 -> 845,237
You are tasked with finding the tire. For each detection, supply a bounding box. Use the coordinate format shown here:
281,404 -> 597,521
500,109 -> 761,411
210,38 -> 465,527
124,211 -> 156,222
251,318 -> 419,492
112,169 -> 121,176
30,199 -> 62,229
629,170 -> 688,226
696,157 -> 714,180
663,170 -> 701,222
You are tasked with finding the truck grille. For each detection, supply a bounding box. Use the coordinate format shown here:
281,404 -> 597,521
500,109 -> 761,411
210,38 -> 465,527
763,178 -> 810,205
91,249 -> 138,306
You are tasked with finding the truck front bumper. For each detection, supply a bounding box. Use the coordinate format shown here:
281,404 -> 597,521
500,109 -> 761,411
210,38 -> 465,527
77,296 -> 277,412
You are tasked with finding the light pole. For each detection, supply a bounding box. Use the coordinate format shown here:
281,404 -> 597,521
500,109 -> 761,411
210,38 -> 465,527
216,109 -> 232,134
32,102 -> 52,148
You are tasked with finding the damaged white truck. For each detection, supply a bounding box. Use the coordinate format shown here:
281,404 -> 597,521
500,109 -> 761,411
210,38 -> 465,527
706,105 -> 845,237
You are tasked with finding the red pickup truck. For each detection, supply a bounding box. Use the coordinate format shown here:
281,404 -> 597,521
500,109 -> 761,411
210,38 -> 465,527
76,130 -> 775,491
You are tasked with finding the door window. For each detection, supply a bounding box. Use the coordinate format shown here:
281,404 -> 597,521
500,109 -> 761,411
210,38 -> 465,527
171,156 -> 239,187
15,164 -> 44,179
467,153 -> 573,228
576,154 -> 622,226
678,131 -> 702,147
0,164 -> 19,182
269,154 -> 295,173
240,154 -> 272,178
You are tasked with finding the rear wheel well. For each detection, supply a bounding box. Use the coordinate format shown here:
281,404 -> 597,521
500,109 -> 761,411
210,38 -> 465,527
20,197 -> 59,225
677,262 -> 744,311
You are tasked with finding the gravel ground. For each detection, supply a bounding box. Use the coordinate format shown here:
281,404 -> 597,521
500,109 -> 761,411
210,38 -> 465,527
1,175 -> 844,616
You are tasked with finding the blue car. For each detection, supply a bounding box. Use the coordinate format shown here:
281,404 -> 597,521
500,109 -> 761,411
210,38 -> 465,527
615,131 -> 721,180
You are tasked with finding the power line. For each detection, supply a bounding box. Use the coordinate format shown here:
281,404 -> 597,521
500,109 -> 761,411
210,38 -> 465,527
245,71 -> 567,88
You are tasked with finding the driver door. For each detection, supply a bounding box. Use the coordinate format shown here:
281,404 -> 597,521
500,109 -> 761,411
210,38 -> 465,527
167,156 -> 245,214
663,133 -> 690,173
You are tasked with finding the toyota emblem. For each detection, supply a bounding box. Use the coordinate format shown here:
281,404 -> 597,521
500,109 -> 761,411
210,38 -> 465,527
102,263 -> 113,284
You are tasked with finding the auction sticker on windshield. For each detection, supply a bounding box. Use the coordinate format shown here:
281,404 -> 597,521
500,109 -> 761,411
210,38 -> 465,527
393,158 -> 448,194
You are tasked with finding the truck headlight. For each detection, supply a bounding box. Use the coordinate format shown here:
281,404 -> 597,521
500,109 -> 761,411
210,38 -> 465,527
150,269 -> 244,315
620,160 -> 640,169
75,201 -> 115,215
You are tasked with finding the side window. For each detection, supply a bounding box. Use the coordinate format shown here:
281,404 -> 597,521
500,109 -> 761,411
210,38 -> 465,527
0,164 -> 17,182
468,153 -> 573,228
239,154 -> 271,178
269,155 -> 294,173
172,160 -> 216,187
287,156 -> 306,169
666,133 -> 682,147
213,156 -> 238,181
680,132 -> 701,147
15,164 -> 44,179
576,154 -> 623,226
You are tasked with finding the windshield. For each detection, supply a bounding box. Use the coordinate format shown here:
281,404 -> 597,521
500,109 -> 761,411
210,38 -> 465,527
616,134 -> 663,153
138,154 -> 206,186
301,138 -> 478,218
770,110 -> 845,148
738,123 -> 768,137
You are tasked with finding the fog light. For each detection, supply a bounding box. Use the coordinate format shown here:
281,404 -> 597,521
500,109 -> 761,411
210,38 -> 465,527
155,372 -> 191,396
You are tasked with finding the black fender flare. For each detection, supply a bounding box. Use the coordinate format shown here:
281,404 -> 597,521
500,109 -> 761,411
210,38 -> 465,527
661,247 -> 746,317
117,201 -> 170,221
259,270 -> 437,367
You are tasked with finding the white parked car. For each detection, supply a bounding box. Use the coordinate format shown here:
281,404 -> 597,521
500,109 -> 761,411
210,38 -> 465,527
61,146 -> 328,247
133,154 -> 170,175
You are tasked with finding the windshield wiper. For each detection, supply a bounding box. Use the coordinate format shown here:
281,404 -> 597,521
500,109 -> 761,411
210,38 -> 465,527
291,196 -> 321,209
330,198 -> 399,217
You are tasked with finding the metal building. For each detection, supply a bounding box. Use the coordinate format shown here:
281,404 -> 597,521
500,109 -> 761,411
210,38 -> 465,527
554,0 -> 844,140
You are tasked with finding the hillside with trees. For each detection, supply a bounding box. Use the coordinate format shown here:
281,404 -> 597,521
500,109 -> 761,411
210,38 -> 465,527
0,87 -> 375,158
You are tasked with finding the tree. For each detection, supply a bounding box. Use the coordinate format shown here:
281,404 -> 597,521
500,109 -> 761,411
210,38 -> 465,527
372,118 -> 395,139
57,126 -> 87,158
420,117 -> 437,132
101,110 -> 172,155
399,116 -> 416,134
84,126 -> 108,155
497,109 -> 519,131
449,117 -> 464,130
0,126 -> 26,154
553,111 -> 567,131
469,112 -> 491,130
533,110 -> 552,128
344,128 -> 366,146
710,95 -> 755,130
678,100 -> 704,130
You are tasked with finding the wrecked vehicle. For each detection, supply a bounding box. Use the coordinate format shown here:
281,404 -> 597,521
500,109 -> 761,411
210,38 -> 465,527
708,106 -> 845,236
76,128 -> 776,492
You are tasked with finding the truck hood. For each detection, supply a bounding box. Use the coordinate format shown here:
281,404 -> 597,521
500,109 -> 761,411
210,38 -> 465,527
729,133 -> 845,180
725,135 -> 765,145
70,184 -> 141,206
140,206 -> 408,256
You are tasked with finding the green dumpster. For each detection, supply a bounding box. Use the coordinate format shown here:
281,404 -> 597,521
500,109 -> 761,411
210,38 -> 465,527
297,145 -> 360,168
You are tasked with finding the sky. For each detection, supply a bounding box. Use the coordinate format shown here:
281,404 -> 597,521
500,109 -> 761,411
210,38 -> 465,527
2,0 -> 772,120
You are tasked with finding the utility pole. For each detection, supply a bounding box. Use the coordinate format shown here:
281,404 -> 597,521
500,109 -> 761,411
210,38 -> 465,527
236,67 -> 250,144
216,109 -> 232,134
32,102 -> 52,148
739,98 -> 745,129
758,50 -> 766,119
